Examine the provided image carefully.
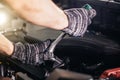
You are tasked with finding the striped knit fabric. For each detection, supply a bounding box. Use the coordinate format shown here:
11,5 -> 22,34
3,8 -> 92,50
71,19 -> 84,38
63,7 -> 96,37
11,40 -> 51,65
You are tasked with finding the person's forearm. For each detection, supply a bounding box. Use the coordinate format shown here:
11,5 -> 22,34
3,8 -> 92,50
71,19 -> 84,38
0,33 -> 51,65
4,0 -> 96,37
0,34 -> 14,55
4,0 -> 68,30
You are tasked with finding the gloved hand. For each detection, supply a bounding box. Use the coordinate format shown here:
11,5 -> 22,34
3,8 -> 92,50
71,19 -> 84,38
62,4 -> 96,37
11,39 -> 52,65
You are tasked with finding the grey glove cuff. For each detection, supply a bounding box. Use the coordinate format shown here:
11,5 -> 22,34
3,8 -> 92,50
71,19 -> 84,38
62,7 -> 96,37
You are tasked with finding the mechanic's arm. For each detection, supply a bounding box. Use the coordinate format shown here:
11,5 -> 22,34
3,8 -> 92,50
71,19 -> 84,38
4,0 -> 68,30
0,34 -> 14,56
0,34 -> 51,65
4,0 -> 96,37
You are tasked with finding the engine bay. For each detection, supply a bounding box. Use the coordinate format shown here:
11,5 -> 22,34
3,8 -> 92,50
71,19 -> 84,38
0,0 -> 120,80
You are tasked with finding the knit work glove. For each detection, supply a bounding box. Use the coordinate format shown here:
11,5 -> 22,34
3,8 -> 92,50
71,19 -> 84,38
11,39 -> 51,65
62,4 -> 96,37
